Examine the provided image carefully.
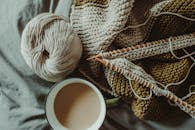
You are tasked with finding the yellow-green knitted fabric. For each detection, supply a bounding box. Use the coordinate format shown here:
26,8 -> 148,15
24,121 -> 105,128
145,57 -> 192,90
149,0 -> 195,41
184,95 -> 195,106
131,80 -> 165,120
106,0 -> 195,120
183,84 -> 195,106
106,57 -> 191,119
131,0 -> 195,119
135,56 -> 191,119
106,70 -> 133,98
132,0 -> 195,119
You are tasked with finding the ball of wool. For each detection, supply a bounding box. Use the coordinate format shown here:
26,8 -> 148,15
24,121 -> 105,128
21,13 -> 82,82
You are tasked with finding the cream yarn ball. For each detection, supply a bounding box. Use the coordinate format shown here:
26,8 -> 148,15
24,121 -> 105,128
21,13 -> 82,82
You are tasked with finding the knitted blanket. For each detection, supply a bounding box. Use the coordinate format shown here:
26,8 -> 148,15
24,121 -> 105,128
70,0 -> 195,120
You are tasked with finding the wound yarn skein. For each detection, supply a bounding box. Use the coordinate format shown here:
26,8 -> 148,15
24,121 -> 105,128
21,13 -> 82,82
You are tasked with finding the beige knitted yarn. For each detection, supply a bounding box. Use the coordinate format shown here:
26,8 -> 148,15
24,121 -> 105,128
21,13 -> 82,82
71,0 -> 134,76
70,0 -> 167,76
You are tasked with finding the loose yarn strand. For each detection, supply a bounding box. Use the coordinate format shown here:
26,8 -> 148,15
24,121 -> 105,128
128,79 -> 152,100
169,38 -> 195,60
155,12 -> 195,21
181,85 -> 195,101
182,48 -> 195,62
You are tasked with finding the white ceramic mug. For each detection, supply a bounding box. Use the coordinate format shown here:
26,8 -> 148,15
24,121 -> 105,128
45,78 -> 106,130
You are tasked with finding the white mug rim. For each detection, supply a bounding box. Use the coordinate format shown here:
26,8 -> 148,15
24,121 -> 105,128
45,78 -> 106,130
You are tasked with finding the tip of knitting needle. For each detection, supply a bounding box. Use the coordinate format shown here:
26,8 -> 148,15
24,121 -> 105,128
95,57 -> 107,65
87,54 -> 102,61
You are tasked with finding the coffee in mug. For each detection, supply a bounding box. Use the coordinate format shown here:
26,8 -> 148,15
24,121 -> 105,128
45,78 -> 106,130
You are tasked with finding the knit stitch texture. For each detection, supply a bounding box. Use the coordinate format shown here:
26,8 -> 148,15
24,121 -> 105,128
70,0 -> 195,120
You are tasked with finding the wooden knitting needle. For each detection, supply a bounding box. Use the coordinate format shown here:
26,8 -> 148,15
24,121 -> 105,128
94,57 -> 107,65
87,54 -> 102,60
88,33 -> 195,61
